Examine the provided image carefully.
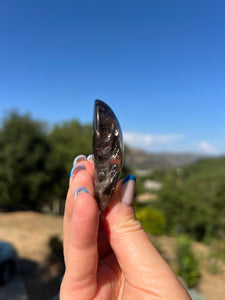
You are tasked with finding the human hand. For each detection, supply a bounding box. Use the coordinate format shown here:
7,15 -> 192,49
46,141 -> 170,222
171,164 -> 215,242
60,154 -> 191,300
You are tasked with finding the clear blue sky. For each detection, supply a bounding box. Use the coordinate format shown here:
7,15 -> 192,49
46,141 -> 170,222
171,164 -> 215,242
0,0 -> 225,154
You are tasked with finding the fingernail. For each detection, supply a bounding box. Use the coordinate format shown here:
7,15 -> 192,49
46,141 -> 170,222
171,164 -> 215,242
70,163 -> 86,179
120,175 -> 136,206
74,187 -> 88,200
73,154 -> 87,166
87,154 -> 94,161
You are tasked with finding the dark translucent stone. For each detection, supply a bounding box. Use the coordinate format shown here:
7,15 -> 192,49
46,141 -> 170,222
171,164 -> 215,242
93,100 -> 123,211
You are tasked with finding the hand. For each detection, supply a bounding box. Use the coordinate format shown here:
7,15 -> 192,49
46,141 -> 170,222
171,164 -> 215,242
60,154 -> 191,300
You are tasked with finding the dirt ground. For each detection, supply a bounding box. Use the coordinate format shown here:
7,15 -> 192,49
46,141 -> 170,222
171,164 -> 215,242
0,212 -> 225,300
0,211 -> 64,300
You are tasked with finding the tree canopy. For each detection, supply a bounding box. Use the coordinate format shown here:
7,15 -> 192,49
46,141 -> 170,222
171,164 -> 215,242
156,157 -> 225,240
47,120 -> 92,200
0,112 -> 51,210
0,112 -> 93,210
0,112 -> 130,211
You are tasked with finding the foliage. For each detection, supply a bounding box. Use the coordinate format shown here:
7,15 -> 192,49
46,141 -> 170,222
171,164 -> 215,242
134,175 -> 145,196
157,157 -> 225,240
0,113 -> 93,210
0,112 -> 132,211
48,235 -> 64,262
135,205 -> 166,235
145,167 -> 166,181
0,112 -> 51,210
176,235 -> 201,288
47,120 -> 92,200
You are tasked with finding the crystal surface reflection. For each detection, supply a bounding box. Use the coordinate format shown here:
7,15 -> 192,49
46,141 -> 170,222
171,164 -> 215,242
93,100 -> 123,211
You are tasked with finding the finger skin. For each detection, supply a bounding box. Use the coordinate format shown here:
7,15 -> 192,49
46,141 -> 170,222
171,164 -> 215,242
104,181 -> 191,300
61,160 -> 191,300
64,159 -> 111,262
60,191 -> 99,300
60,161 -> 120,300
64,160 -> 94,265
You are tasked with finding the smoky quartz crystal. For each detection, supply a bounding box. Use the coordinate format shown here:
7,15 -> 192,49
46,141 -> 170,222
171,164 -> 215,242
93,100 -> 123,211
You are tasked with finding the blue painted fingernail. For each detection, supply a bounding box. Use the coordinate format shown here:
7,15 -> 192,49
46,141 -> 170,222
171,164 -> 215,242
122,174 -> 136,185
121,175 -> 136,206
74,187 -> 88,200
70,163 -> 86,179
73,154 -> 87,166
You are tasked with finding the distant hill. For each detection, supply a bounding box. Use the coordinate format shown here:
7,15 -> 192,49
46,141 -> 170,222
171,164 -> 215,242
124,148 -> 206,170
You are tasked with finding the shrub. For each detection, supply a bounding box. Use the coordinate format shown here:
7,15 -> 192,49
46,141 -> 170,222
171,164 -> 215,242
135,206 -> 166,235
48,235 -> 64,262
176,235 -> 201,288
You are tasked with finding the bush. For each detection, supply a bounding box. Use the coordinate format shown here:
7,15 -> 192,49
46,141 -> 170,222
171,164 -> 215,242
176,235 -> 201,288
135,205 -> 166,235
48,235 -> 64,262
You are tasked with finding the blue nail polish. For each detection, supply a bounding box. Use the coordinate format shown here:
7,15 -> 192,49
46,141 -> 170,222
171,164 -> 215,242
122,174 -> 136,185
70,163 -> 86,179
74,187 -> 88,199
72,154 -> 87,166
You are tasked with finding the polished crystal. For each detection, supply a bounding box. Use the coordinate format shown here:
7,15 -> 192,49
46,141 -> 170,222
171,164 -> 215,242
93,100 -> 123,211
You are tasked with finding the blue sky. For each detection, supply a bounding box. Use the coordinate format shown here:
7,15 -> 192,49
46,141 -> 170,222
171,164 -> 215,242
0,0 -> 225,154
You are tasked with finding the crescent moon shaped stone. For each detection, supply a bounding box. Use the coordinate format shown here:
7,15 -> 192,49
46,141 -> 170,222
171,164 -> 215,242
93,99 -> 123,211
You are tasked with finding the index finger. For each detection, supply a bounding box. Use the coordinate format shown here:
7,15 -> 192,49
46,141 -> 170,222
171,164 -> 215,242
63,156 -> 94,264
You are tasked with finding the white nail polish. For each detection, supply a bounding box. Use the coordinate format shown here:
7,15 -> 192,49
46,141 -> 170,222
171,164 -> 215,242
120,175 -> 136,206
87,154 -> 94,161
73,154 -> 87,166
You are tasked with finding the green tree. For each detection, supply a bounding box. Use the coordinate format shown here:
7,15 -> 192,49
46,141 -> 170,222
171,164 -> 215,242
0,112 -> 51,210
48,120 -> 92,201
0,112 -> 138,212
157,158 -> 225,240
214,182 -> 225,237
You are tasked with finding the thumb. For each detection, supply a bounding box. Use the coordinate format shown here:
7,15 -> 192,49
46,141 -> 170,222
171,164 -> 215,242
104,175 -> 190,299
104,175 -> 162,281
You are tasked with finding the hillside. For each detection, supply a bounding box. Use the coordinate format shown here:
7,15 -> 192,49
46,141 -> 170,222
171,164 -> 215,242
125,148 -> 205,170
